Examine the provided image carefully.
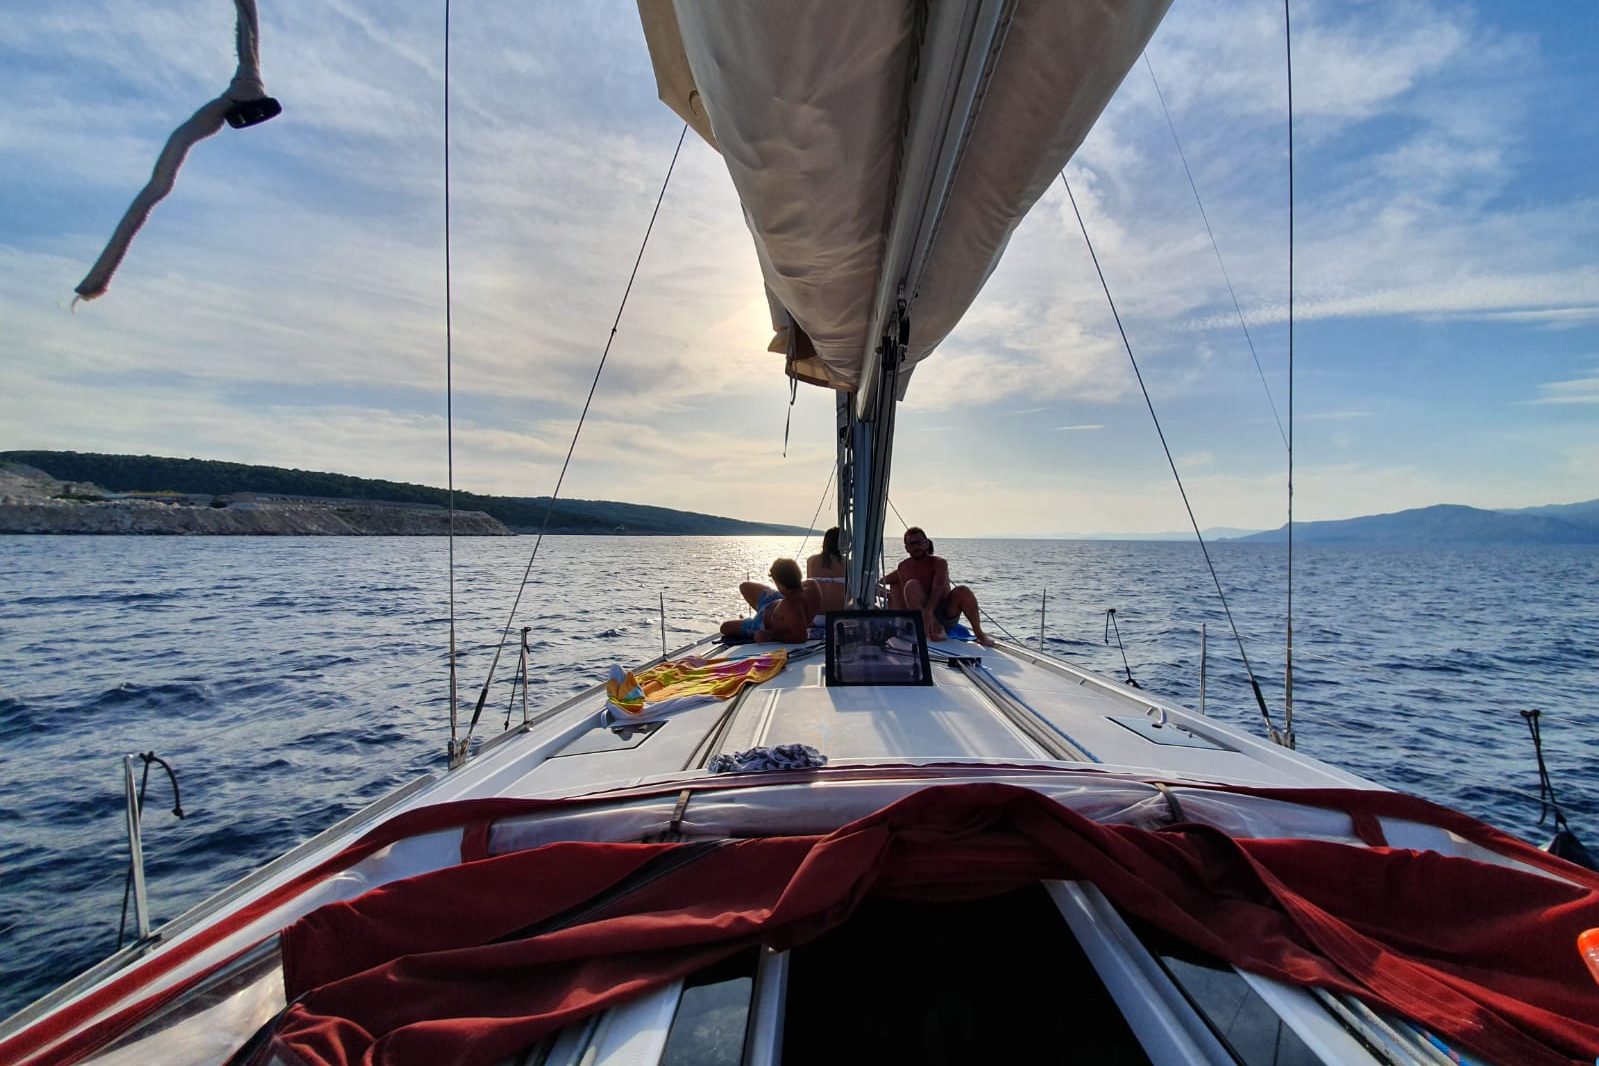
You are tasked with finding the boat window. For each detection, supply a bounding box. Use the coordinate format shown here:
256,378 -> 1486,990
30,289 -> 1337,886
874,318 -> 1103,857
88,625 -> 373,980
781,884 -> 1151,1064
1125,918 -> 1323,1066
659,948 -> 759,1066
823,610 -> 933,686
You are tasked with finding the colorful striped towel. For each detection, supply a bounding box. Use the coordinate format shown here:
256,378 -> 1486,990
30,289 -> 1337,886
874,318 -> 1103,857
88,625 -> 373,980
604,651 -> 787,722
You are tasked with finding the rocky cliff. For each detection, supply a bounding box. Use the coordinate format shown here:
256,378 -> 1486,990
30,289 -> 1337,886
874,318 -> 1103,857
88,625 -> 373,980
0,463 -> 508,536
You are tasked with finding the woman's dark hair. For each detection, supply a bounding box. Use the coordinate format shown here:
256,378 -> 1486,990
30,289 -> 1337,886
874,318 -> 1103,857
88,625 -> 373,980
770,557 -> 804,591
821,526 -> 843,567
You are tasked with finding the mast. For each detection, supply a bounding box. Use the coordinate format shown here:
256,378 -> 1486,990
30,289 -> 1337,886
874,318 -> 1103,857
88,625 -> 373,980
843,1 -> 1014,605
841,310 -> 907,604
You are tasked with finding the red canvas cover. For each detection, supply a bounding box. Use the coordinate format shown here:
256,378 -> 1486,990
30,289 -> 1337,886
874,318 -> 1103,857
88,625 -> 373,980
257,783 -> 1599,1066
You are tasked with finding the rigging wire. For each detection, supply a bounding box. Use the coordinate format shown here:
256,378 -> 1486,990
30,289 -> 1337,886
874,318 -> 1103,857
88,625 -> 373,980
1058,172 -> 1284,745
443,0 -> 460,759
1142,52 -> 1287,450
794,466 -> 836,559
881,499 -> 1023,644
1283,0 -> 1297,747
456,123 -> 691,759
978,609 -> 1023,646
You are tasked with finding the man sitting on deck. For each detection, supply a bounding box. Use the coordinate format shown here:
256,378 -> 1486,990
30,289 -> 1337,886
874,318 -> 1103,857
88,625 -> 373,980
880,527 -> 995,646
721,558 -> 818,643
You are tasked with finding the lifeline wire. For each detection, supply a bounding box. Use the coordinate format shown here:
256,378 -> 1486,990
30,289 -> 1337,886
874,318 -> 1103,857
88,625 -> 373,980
459,124 -> 691,754
980,608 -> 1023,646
443,0 -> 460,755
884,500 -> 1020,643
1143,52 -> 1286,450
1059,172 -> 1283,744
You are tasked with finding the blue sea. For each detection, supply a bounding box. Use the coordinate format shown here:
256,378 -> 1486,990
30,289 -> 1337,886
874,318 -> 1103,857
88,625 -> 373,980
1,534 -> 1595,1018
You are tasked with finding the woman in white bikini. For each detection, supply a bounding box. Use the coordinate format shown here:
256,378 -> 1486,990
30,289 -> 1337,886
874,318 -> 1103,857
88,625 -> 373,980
805,526 -> 849,614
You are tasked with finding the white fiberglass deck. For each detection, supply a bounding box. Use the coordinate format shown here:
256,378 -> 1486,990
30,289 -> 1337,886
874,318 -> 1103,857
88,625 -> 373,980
483,636 -> 1373,802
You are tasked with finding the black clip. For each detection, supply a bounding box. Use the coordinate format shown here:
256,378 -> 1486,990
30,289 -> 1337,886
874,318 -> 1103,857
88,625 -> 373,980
225,96 -> 283,129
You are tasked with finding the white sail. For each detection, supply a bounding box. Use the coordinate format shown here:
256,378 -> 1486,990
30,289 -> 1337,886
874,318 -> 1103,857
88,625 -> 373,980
639,0 -> 1171,395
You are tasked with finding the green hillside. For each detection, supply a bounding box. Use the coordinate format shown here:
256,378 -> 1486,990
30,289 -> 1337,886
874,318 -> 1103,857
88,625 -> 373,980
2,451 -> 808,536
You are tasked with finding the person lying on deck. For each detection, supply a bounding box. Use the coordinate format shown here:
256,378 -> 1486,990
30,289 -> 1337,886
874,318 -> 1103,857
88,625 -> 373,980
879,527 -> 995,646
722,557 -> 819,643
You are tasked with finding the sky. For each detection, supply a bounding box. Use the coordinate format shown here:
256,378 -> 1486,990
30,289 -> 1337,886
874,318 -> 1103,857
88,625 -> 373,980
1,1 -> 1595,536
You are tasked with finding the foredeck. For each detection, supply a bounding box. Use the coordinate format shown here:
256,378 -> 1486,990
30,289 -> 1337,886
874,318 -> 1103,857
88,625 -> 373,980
470,635 -> 1375,803
6,632 -> 1578,1066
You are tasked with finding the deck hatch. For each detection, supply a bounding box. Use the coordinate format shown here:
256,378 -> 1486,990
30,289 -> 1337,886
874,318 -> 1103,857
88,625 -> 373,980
1108,715 -> 1233,750
823,610 -> 932,686
553,720 -> 665,757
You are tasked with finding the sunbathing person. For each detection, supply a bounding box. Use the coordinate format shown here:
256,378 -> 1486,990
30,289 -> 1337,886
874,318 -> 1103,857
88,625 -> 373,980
805,526 -> 849,614
722,558 -> 817,643
879,527 -> 994,646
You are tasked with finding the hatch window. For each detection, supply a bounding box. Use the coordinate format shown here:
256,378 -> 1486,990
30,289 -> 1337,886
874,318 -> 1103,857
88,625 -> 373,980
659,948 -> 759,1066
1125,917 -> 1324,1066
823,610 -> 933,686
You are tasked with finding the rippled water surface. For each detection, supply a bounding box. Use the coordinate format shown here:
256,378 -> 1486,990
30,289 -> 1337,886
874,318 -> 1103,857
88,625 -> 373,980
1,534 -> 1595,1016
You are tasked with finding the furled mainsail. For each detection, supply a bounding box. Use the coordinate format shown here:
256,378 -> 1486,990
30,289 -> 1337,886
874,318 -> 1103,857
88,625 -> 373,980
638,0 -> 1171,395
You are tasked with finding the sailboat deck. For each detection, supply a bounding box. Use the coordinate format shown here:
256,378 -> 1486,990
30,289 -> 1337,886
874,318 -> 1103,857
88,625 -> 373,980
482,637 -> 1375,803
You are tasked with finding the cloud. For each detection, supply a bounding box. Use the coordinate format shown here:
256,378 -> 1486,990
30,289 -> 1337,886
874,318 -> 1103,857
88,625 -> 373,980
1300,409 -> 1372,421
1530,370 -> 1599,406
3,0 -> 1595,535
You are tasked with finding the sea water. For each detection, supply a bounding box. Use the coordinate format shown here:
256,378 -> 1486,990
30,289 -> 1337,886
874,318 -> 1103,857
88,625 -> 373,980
1,534 -> 1595,1016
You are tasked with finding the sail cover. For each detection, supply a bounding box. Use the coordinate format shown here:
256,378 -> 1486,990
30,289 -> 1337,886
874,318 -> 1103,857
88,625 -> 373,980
254,783 -> 1599,1066
638,0 -> 1171,394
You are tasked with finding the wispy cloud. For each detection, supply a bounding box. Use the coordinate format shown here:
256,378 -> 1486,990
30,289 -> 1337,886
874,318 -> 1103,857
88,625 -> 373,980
1300,409 -> 1373,422
1530,371 -> 1599,406
3,0 -> 1594,535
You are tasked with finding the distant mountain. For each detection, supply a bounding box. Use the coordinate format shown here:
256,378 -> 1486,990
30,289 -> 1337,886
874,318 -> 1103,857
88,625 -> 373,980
1233,501 -> 1599,545
1096,526 -> 1263,542
1,451 -> 808,536
1502,499 -> 1599,524
980,527 -> 1261,541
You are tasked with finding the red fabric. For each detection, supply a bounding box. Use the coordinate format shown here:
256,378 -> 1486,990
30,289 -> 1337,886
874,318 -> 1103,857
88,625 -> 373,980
263,784 -> 1599,1066
12,772 -> 1599,1065
2,796 -> 578,1066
